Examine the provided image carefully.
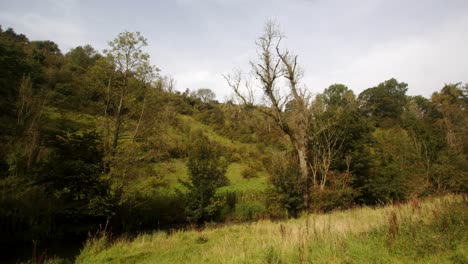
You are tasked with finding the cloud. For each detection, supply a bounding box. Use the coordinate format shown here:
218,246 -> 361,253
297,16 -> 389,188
1,0 -> 466,100
174,70 -> 222,91
309,14 -> 468,97
1,12 -> 85,52
177,12 -> 468,101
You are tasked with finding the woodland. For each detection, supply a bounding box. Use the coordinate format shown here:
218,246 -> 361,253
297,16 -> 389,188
0,23 -> 466,262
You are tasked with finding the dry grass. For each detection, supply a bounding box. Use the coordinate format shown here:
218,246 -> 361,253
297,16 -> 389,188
76,194 -> 466,263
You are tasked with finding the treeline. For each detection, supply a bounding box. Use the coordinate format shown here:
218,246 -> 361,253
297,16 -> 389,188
227,22 -> 467,217
0,24 -> 466,246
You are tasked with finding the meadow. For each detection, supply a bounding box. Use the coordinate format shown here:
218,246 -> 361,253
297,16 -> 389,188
70,194 -> 467,264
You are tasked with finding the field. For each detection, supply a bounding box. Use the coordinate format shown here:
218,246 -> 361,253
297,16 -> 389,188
70,194 -> 467,264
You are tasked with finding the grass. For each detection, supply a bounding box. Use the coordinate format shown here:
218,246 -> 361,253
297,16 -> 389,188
218,163 -> 268,193
44,107 -> 270,195
150,160 -> 269,195
75,194 -> 467,263
179,115 -> 247,150
152,159 -> 190,193
43,107 -> 101,132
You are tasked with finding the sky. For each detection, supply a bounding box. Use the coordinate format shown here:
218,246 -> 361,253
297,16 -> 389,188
1,0 -> 468,100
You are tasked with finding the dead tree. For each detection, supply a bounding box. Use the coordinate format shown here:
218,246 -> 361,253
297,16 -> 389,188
225,21 -> 312,210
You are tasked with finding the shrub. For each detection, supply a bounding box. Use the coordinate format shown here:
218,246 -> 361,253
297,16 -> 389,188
241,166 -> 258,179
265,153 -> 304,218
308,187 -> 356,213
183,131 -> 228,224
111,192 -> 186,232
225,191 -> 237,209
234,202 -> 266,221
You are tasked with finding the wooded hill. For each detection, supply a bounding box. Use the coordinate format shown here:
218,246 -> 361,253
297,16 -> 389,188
0,25 -> 466,245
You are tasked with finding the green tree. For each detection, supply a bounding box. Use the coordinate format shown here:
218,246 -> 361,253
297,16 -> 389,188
309,84 -> 356,190
103,31 -> 158,156
428,84 -> 467,192
191,88 -> 216,103
356,128 -> 423,204
265,153 -> 304,218
321,83 -> 356,109
0,27 -> 52,176
358,78 -> 408,127
33,131 -> 114,231
0,27 -> 31,121
401,96 -> 446,191
184,132 -> 228,224
65,44 -> 101,74
431,83 -> 467,153
50,45 -> 103,111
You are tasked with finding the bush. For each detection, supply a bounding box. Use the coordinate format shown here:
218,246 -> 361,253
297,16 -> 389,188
234,202 -> 266,221
308,187 -> 356,213
111,192 -> 185,232
241,166 -> 258,179
265,153 -> 304,218
184,131 -> 228,224
0,131 -> 115,243
225,191 -> 237,209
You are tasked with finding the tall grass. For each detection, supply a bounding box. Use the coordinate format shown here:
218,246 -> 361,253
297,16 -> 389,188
75,194 -> 466,263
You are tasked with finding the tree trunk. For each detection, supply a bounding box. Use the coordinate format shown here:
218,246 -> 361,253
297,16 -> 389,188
133,86 -> 147,141
297,146 -> 309,182
111,88 -> 124,156
292,138 -> 309,217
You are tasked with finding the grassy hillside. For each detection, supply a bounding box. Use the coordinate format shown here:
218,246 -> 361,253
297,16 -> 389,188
74,194 -> 467,263
156,115 -> 270,193
43,106 -> 271,195
41,105 -> 272,225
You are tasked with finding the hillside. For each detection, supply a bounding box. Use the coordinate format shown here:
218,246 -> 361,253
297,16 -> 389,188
1,24 -> 467,263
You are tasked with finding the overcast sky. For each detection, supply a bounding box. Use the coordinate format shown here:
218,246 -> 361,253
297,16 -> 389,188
1,0 -> 467,100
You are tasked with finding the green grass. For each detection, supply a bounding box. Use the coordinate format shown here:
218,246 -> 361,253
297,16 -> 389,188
152,159 -> 190,193
151,160 -> 269,195
179,115 -> 243,149
176,115 -> 272,194
44,107 -> 270,194
43,107 -> 101,132
75,194 -> 467,264
218,163 -> 268,193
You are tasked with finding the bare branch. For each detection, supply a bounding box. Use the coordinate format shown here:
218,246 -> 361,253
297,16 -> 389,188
223,70 -> 253,105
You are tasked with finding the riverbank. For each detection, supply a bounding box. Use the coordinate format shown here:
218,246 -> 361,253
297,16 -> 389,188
73,194 -> 466,263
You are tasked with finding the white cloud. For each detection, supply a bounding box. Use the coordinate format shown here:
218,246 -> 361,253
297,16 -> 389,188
1,9 -> 85,52
314,14 -> 468,97
1,0 -> 466,100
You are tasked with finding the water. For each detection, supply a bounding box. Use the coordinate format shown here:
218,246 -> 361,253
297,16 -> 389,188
0,239 -> 83,263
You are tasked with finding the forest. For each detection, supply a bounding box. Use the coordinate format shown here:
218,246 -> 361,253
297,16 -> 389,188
0,23 -> 466,263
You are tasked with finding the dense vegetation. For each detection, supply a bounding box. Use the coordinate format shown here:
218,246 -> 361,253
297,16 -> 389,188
0,23 -> 466,262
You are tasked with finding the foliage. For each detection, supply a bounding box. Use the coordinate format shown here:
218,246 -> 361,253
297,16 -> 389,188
102,31 -> 158,156
265,153 -> 304,218
191,88 -> 216,103
111,192 -> 186,232
308,187 -> 356,213
234,202 -> 266,221
0,131 -> 114,244
0,25 -> 467,262
34,131 -> 114,219
184,132 -> 229,223
241,166 -> 258,179
358,78 -> 408,127
431,83 -> 468,153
